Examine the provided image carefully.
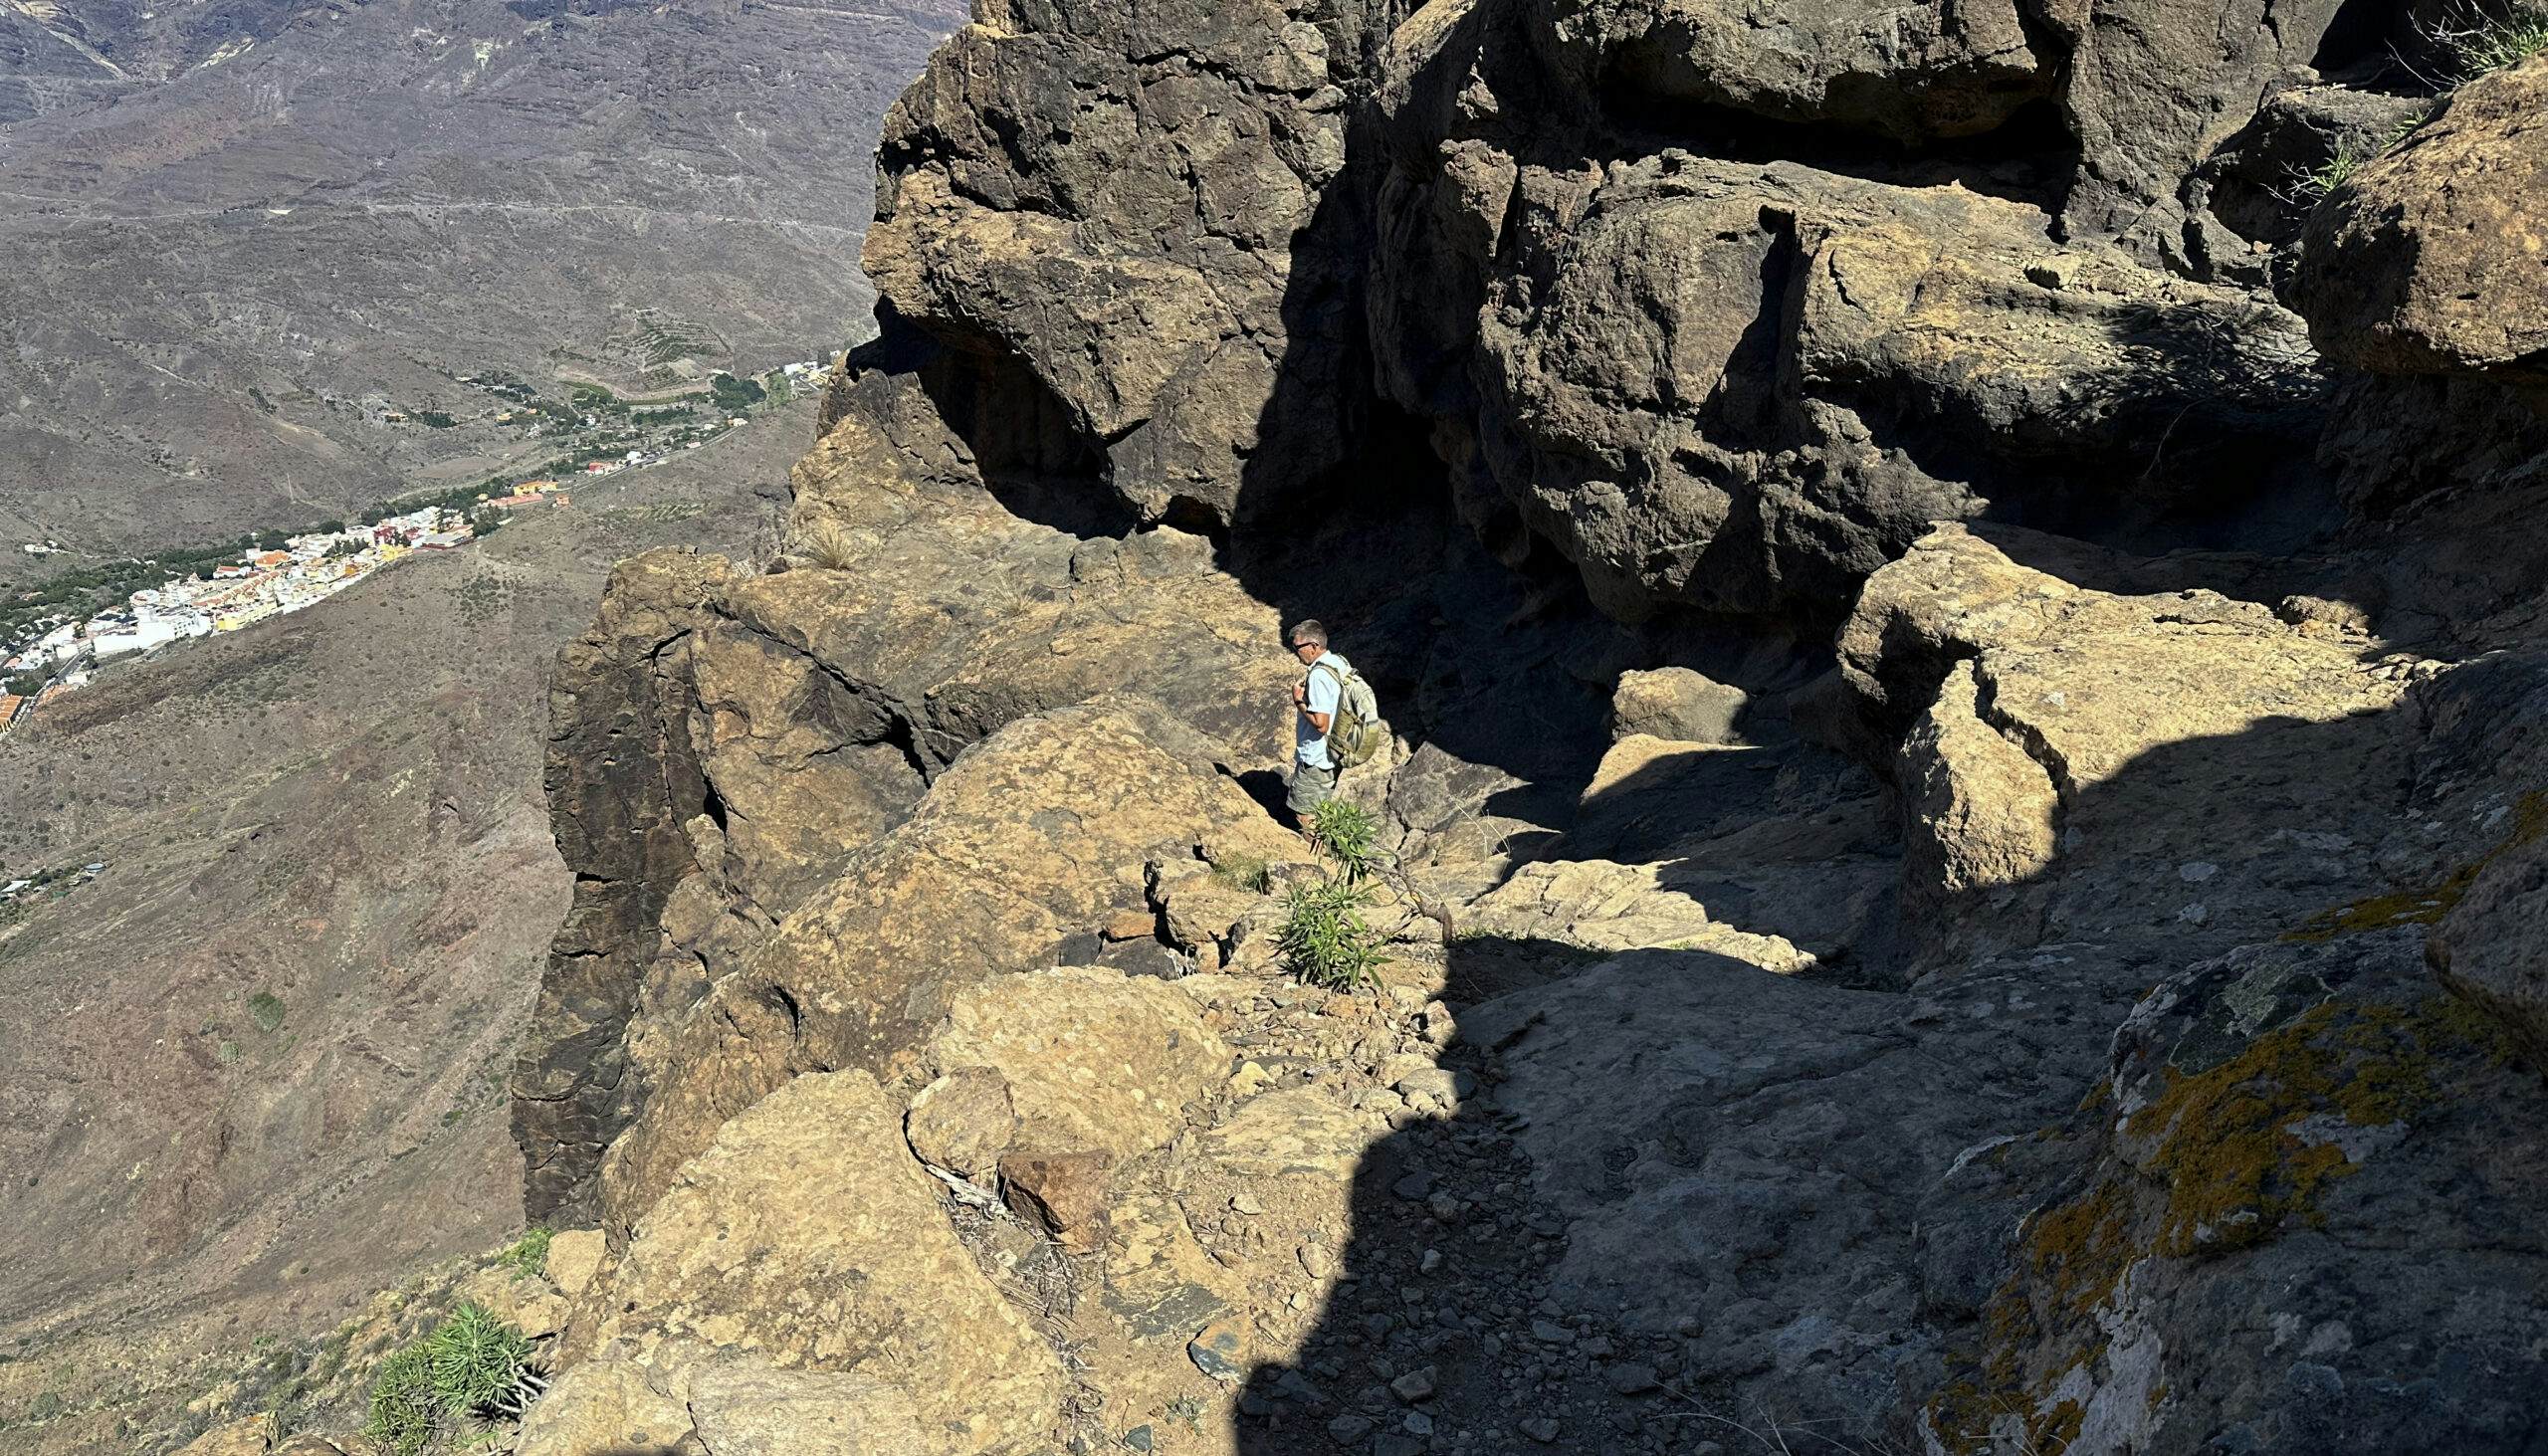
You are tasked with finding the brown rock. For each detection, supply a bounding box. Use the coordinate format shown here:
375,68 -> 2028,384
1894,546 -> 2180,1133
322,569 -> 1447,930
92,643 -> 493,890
542,1228 -> 608,1300
593,696 -> 1294,1230
998,1149 -> 1115,1251
904,1066 -> 1016,1183
2298,55 -> 2548,384
1101,909 -> 1161,941
587,1072 -> 1062,1453
1609,667 -> 1749,744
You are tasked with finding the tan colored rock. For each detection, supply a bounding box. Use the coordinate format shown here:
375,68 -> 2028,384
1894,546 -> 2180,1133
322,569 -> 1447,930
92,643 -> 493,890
454,1264 -> 568,1340
1609,667 -> 1749,744
1844,525 -> 2416,948
998,1149 -> 1115,1251
516,1348 -> 697,1456
1465,857 -> 1817,970
173,1419 -> 272,1456
1898,660 -> 2061,906
930,967 -> 1232,1166
1199,1087 -> 1375,1182
597,698 -> 1295,1229
2298,55 -> 2548,383
905,1067 -> 1016,1183
271,1441 -> 348,1456
544,1228 -> 608,1300
689,1354 -> 939,1456
589,1072 -> 1062,1454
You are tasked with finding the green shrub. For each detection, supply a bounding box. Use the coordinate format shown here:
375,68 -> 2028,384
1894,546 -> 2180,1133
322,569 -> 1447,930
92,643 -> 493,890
247,992 -> 286,1033
359,1303 -> 538,1456
360,1343 -> 440,1456
423,1304 -> 534,1419
2446,5 -> 2548,79
1278,880 -> 1386,992
1305,799 -> 1381,884
494,1226 -> 552,1281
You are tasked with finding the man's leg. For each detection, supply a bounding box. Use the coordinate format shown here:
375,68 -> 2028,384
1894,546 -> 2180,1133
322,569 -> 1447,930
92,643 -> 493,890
1285,760 -> 1338,824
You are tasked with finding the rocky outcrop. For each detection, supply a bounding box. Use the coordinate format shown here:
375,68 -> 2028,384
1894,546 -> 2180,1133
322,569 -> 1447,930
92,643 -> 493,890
589,696 -> 1298,1230
502,0 -> 2548,1453
2298,55 -> 2548,387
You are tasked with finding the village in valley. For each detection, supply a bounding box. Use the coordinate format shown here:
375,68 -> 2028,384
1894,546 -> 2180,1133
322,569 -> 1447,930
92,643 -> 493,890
0,360 -> 826,737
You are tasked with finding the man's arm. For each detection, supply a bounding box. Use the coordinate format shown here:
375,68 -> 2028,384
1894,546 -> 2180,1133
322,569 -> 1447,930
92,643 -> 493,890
1301,666 -> 1339,734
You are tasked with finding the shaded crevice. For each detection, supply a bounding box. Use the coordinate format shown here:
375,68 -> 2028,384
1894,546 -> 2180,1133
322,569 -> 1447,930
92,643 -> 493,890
1595,78 -> 2083,214
915,335 -> 1135,540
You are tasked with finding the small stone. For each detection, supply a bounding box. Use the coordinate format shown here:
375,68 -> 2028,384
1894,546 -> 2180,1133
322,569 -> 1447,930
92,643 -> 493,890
1230,1190 -> 1265,1216
1603,1361 -> 1660,1394
1426,1191 -> 1464,1222
1519,1416 -> 1562,1443
1391,1170 -> 1436,1201
1389,1368 -> 1436,1402
1123,1425 -> 1155,1452
997,1148 -> 1112,1250
906,1067 -> 1016,1182
1228,1060 -> 1273,1097
1530,1320 -> 1574,1346
1403,1410 -> 1435,1436
1327,1414 -> 1376,1443
1189,1320 -> 1249,1382
1419,1248 -> 1443,1274
1299,1242 -> 1332,1279
1103,910 -> 1160,941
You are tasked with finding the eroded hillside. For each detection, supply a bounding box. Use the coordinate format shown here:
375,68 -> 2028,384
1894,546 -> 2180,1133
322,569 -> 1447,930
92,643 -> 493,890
0,0 -> 962,556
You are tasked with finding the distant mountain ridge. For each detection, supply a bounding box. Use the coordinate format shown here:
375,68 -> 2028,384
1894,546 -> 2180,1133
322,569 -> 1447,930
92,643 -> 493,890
0,0 -> 962,560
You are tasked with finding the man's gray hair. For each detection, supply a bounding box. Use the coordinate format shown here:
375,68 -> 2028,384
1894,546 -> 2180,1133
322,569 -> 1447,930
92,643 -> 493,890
1289,619 -> 1329,648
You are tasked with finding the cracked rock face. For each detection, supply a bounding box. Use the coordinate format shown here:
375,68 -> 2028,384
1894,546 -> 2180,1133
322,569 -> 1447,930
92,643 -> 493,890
495,0 -> 2548,1453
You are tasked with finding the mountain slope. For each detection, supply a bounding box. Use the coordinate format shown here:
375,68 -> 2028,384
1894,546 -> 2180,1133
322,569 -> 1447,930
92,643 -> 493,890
0,0 -> 960,558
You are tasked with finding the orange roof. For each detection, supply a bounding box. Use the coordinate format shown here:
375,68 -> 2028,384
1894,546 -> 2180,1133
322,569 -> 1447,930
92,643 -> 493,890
255,551 -> 290,567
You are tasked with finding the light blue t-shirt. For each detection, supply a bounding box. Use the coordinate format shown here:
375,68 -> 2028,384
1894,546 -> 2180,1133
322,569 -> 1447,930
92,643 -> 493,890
1296,650 -> 1353,769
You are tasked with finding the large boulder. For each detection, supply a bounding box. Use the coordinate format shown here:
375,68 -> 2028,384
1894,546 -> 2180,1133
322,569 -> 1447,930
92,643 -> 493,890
2298,55 -> 2548,386
1933,933 -> 2548,1455
574,1073 -> 1062,1454
1386,123 -> 2323,618
1842,524 -> 2416,959
1542,0 -> 2048,141
861,0 -> 1392,529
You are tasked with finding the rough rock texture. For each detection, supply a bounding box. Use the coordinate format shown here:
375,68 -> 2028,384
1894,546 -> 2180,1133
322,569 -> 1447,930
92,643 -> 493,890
1608,666 -> 1749,743
2298,55 -> 2548,385
574,1073 -> 1061,1453
499,0 -> 2548,1453
592,697 -> 1296,1230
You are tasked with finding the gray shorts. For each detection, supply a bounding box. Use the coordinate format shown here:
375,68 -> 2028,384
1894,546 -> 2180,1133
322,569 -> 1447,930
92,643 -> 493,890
1286,759 -> 1341,817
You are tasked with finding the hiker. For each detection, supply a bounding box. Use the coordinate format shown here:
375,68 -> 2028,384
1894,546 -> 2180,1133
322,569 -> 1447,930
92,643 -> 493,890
1286,619 -> 1353,823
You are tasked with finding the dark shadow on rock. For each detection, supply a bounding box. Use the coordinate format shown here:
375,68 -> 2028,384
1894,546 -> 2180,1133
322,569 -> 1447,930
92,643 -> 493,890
1235,652 -> 2548,1454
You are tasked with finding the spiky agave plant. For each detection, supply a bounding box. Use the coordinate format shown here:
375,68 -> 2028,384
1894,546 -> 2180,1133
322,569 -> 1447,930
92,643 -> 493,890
424,1303 -> 546,1421
1278,879 -> 1388,991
